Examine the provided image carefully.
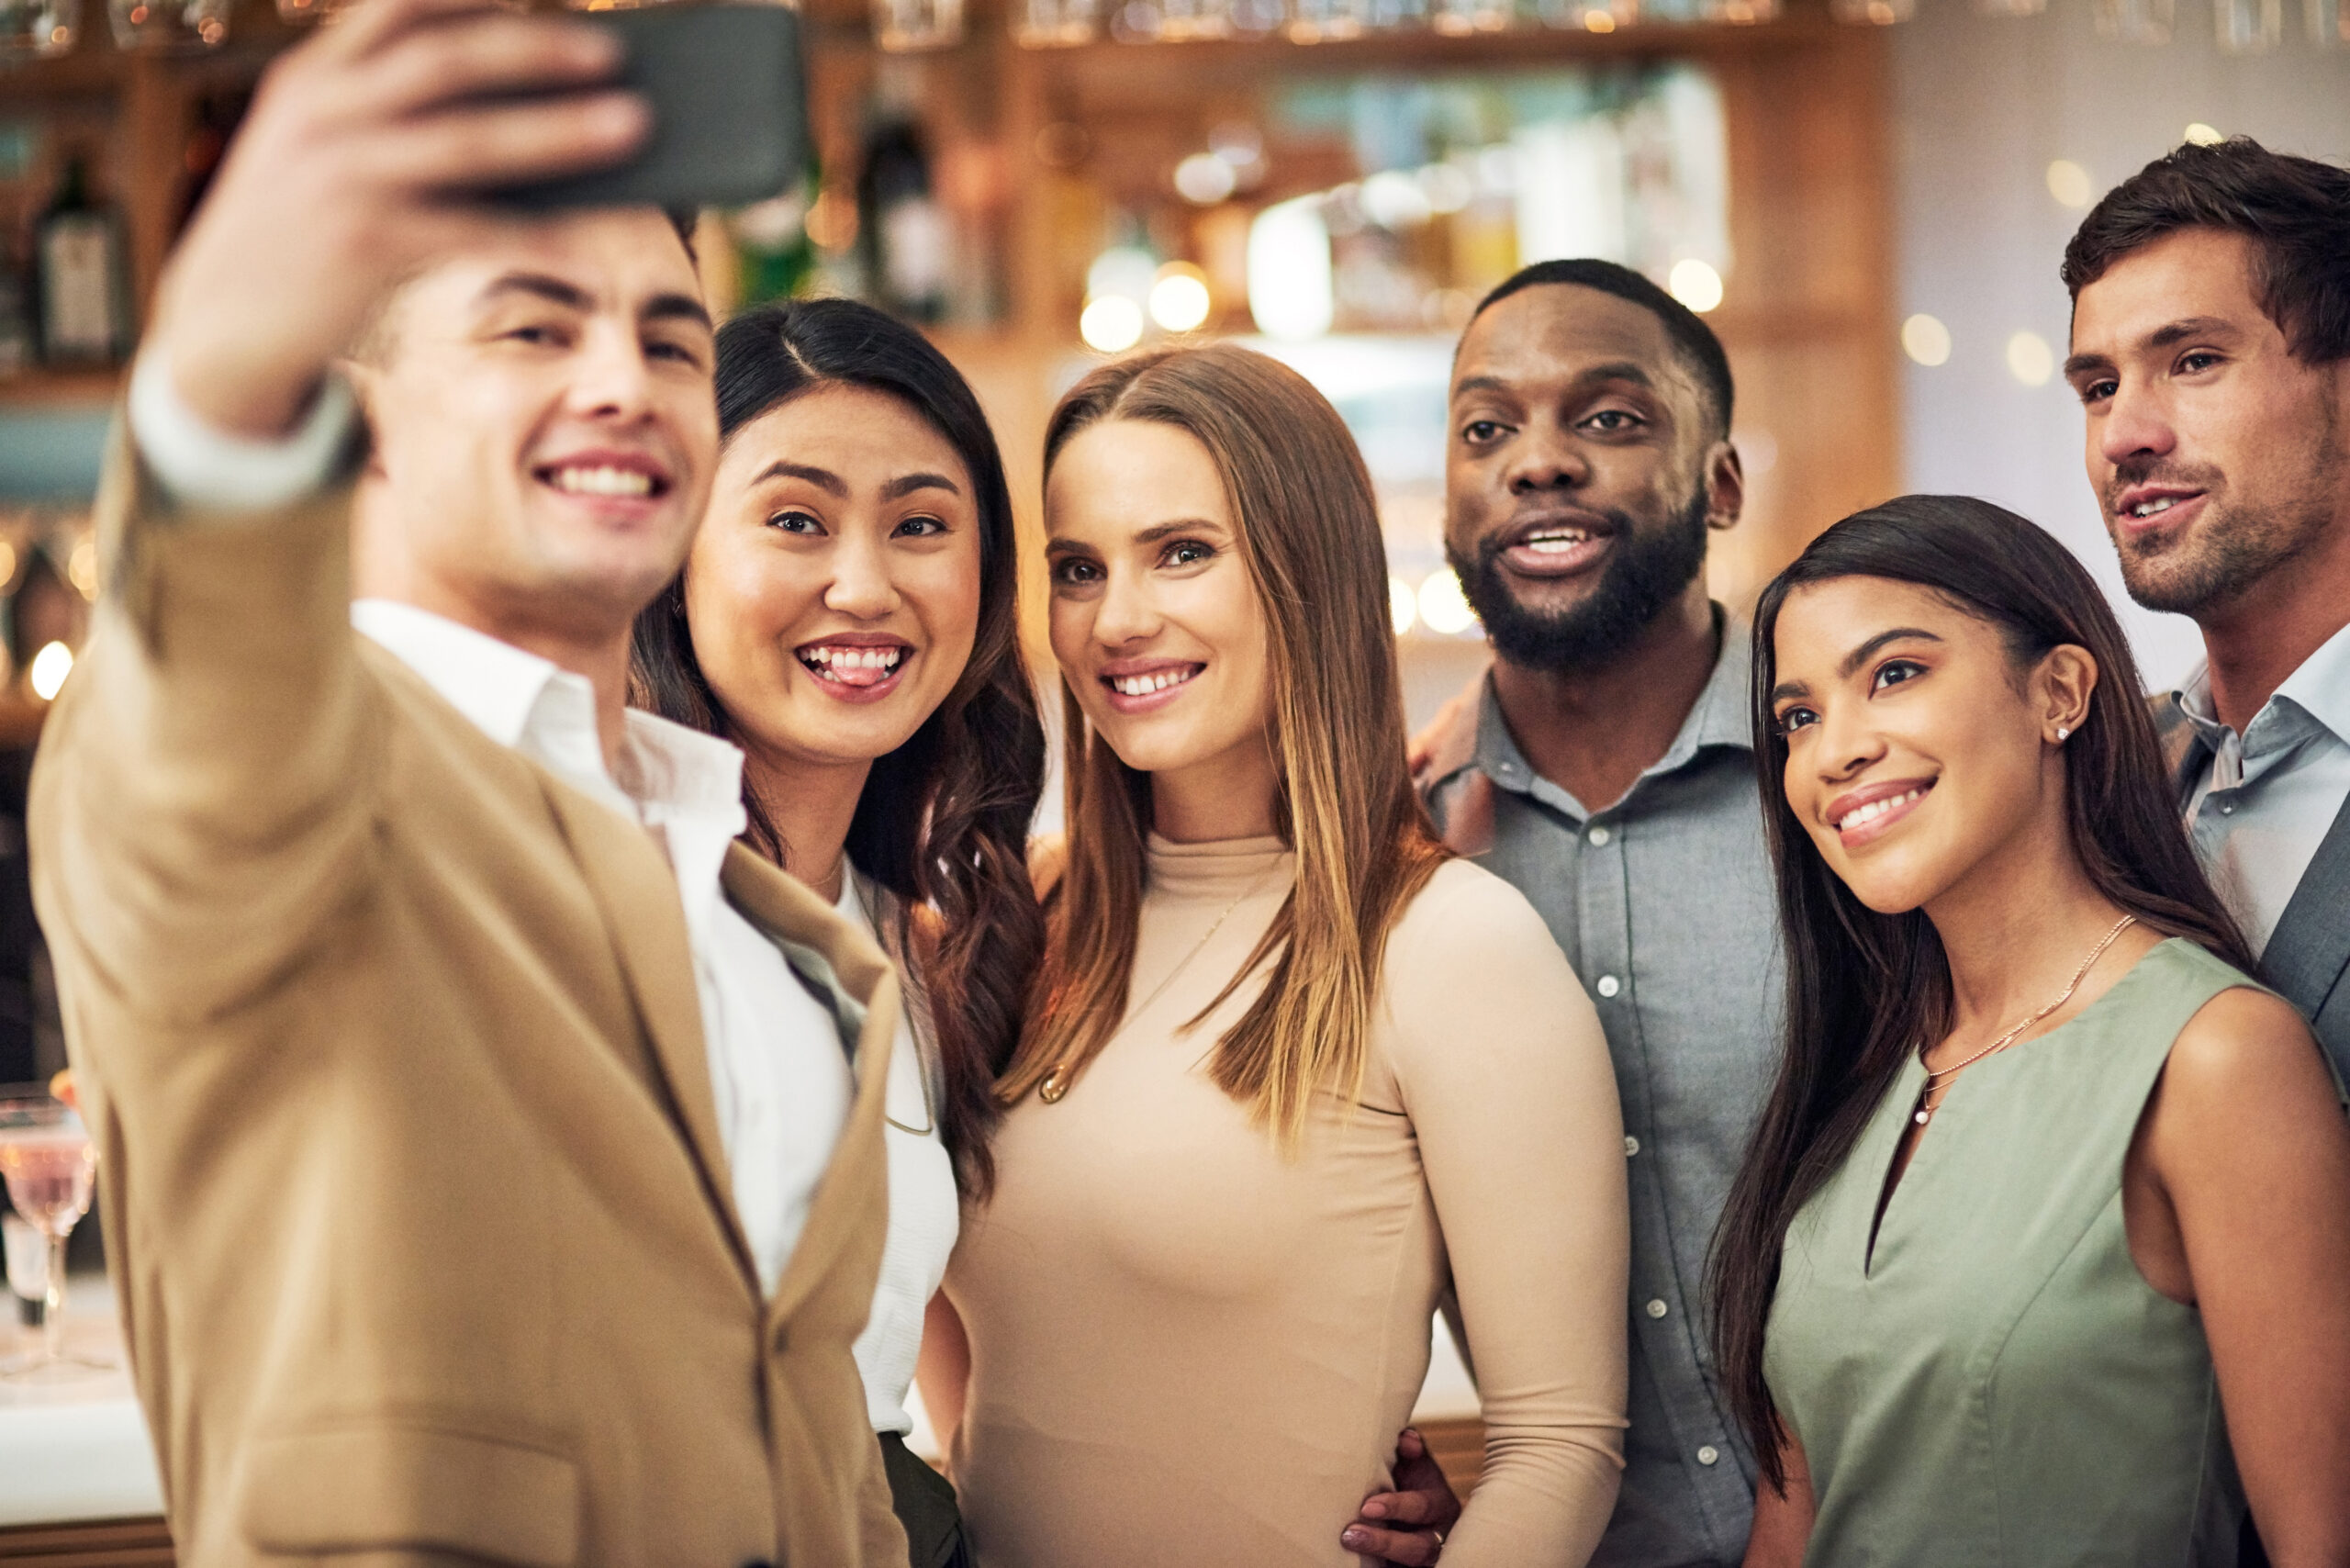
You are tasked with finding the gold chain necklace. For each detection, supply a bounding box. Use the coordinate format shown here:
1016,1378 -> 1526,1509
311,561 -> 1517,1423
1038,864 -> 1281,1103
1911,912 -> 2137,1128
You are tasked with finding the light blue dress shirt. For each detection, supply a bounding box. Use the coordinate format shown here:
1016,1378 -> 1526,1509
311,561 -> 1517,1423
2177,619 -> 2350,958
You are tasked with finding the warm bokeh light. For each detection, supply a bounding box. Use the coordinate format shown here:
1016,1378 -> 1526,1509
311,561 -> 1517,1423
2184,122 -> 2224,146
1147,264 -> 1214,332
1417,571 -> 1479,636
1901,313 -> 1953,367
67,537 -> 97,599
2044,160 -> 2094,208
1080,296 -> 1146,353
28,642 -> 73,702
1389,577 -> 1418,636
1247,197 -> 1336,341
0,542 -> 19,589
1668,259 -> 1725,313
2006,330 -> 2054,386
1173,151 -> 1237,206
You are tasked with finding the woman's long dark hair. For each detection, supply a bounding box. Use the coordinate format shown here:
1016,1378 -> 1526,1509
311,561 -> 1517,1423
1708,495 -> 2255,1486
632,298 -> 1046,1200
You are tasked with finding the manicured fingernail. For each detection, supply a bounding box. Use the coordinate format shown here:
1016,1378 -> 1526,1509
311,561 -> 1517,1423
1342,1528 -> 1368,1546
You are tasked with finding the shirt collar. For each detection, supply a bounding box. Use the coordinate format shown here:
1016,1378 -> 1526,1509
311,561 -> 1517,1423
2173,615 -> 2350,749
352,597 -> 749,836
1472,604 -> 1754,803
2274,618 -> 2350,746
352,597 -> 573,753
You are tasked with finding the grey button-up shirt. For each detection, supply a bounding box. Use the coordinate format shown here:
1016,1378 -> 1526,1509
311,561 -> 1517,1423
1420,618 -> 1780,1568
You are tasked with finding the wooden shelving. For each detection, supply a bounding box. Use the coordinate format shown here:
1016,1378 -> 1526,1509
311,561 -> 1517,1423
0,369 -> 118,407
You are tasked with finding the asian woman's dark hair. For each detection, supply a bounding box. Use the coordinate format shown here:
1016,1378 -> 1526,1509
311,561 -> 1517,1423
631,297 -> 1046,1200
1708,494 -> 2255,1488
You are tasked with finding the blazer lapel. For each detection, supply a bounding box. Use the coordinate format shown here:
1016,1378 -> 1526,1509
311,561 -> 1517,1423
2151,690 -> 2210,805
2263,790 -> 2350,1045
541,778 -> 755,1282
720,846 -> 901,1330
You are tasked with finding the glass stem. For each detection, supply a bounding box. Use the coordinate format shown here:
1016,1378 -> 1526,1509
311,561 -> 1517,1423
40,1234 -> 63,1363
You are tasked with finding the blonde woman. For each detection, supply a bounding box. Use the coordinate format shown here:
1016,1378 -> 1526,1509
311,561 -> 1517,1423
923,345 -> 1630,1567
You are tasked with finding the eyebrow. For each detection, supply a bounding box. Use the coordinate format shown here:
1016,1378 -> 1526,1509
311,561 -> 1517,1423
1452,361 -> 1658,402
1768,627 -> 1944,706
754,460 -> 846,497
643,293 -> 714,331
1043,517 -> 1222,556
476,274 -> 711,332
882,472 -> 960,500
2064,315 -> 2239,379
1839,627 -> 1942,678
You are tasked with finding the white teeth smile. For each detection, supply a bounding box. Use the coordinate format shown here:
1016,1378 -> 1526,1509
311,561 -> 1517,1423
1838,787 -> 1926,833
549,465 -> 655,498
1522,528 -> 1595,553
800,645 -> 906,683
1110,667 -> 1198,697
2130,497 -> 2180,519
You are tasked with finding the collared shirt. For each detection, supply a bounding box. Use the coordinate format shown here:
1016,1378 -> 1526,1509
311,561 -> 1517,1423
2177,619 -> 2350,958
349,599 -> 855,1298
838,869 -> 959,1437
1422,617 -> 1778,1568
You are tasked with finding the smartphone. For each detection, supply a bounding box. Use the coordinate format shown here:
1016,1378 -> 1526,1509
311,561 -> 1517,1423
491,2 -> 809,213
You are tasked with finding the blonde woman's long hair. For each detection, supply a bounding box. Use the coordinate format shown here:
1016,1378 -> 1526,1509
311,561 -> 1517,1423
999,344 -> 1449,1146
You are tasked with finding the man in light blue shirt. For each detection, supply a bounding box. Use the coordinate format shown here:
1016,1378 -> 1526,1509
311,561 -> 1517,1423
2062,137 -> 2350,1078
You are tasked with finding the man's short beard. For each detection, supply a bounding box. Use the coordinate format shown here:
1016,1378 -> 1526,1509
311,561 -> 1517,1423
1448,490 -> 1710,676
2118,386 -> 2347,616
2115,493 -> 2331,614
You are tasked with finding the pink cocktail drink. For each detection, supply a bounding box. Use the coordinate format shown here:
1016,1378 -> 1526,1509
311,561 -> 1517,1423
0,1106 -> 95,1372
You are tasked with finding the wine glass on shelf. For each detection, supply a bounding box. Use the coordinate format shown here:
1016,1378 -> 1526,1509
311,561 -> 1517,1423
0,1094 -> 99,1379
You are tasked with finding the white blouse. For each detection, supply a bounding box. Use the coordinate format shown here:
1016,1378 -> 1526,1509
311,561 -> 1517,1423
841,868 -> 962,1437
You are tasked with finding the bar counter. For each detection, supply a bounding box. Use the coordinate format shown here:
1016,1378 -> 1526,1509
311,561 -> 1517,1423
0,1275 -> 166,1562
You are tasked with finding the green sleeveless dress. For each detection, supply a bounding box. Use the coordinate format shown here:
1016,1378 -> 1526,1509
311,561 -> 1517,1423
1762,938 -> 2253,1566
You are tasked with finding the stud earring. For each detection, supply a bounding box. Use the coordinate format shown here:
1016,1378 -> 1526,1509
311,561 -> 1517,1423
2055,725 -> 2071,741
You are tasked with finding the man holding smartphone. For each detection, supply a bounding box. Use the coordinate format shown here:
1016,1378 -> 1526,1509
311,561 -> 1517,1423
28,2 -> 906,1564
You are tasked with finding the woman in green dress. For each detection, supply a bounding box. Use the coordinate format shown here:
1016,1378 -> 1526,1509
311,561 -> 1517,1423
1711,495 -> 2350,1566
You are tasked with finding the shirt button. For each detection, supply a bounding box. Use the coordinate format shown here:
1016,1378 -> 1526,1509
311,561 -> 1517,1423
1588,824 -> 1612,846
1697,1445 -> 1720,1466
1645,1298 -> 1669,1318
1596,974 -> 1622,999
1624,1135 -> 1641,1157
2219,801 -> 2235,815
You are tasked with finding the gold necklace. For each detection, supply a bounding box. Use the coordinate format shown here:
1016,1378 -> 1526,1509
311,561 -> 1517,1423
1911,912 -> 2137,1128
1038,864 -> 1281,1103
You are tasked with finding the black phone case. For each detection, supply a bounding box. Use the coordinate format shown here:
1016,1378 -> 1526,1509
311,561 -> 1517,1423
493,3 -> 808,213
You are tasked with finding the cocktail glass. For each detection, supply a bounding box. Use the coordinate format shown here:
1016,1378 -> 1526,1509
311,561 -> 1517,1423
0,1096 -> 97,1377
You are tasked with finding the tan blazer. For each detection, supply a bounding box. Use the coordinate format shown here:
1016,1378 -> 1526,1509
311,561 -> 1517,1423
28,442 -> 909,1568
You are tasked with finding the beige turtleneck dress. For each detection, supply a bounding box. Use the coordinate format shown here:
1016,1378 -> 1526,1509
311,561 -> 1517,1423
945,834 -> 1629,1567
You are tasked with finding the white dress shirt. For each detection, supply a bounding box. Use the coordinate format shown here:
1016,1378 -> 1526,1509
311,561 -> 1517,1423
2178,617 -> 2350,957
128,353 -> 853,1299
838,868 -> 959,1436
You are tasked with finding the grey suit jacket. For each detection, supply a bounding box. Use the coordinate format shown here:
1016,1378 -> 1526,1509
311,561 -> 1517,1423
2154,693 -> 2350,1080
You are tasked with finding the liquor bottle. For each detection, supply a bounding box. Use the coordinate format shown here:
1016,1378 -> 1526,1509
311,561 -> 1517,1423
856,108 -> 948,323
0,244 -> 34,378
732,154 -> 822,309
36,156 -> 130,368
